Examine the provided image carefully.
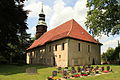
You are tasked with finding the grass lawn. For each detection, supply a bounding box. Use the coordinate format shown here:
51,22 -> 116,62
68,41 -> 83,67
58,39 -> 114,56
0,64 -> 120,80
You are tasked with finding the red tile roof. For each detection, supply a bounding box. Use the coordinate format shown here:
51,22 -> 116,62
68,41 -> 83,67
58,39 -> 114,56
27,19 -> 101,50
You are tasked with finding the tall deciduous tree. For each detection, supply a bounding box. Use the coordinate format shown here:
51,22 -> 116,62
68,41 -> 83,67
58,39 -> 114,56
0,0 -> 29,63
86,0 -> 120,36
102,45 -> 120,62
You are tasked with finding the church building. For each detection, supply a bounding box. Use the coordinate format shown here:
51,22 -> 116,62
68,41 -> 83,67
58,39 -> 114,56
26,4 -> 102,67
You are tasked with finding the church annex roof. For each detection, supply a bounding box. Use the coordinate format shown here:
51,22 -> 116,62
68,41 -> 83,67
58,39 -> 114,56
27,19 -> 102,50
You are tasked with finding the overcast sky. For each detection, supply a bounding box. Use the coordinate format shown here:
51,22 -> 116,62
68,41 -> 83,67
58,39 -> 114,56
24,0 -> 120,53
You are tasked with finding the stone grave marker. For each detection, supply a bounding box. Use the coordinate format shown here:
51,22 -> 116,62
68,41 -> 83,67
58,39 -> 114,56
58,67 -> 62,70
62,70 -> 69,79
71,67 -> 75,70
94,66 -> 99,70
63,70 -> 67,76
57,67 -> 62,73
77,66 -> 81,73
71,67 -> 76,74
26,67 -> 37,74
65,67 -> 68,69
88,64 -> 91,68
64,67 -> 68,71
52,71 -> 57,77
107,66 -> 110,71
101,67 -> 104,71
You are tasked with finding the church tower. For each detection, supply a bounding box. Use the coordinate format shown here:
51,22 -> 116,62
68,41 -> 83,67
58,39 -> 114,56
36,3 -> 47,39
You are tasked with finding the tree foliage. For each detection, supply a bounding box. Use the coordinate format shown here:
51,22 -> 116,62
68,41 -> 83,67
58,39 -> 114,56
86,0 -> 120,36
102,45 -> 120,62
0,0 -> 30,63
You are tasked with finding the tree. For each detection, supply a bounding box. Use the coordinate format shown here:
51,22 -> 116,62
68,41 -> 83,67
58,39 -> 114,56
102,47 -> 115,62
114,45 -> 120,60
86,0 -> 120,36
102,45 -> 120,63
0,0 -> 29,63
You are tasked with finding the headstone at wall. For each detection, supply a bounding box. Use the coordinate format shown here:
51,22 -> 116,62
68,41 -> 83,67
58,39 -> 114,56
26,67 -> 37,74
52,71 -> 57,77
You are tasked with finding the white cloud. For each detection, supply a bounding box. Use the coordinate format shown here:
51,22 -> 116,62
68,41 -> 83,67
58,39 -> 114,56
96,35 -> 120,53
49,0 -> 88,29
24,1 -> 52,19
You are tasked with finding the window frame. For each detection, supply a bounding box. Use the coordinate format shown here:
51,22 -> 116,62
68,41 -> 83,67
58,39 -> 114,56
88,45 -> 90,52
49,45 -> 51,52
78,43 -> 81,51
55,44 -> 57,51
61,43 -> 65,50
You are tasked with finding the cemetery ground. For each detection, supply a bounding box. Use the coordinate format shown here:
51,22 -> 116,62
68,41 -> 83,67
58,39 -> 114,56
0,64 -> 120,80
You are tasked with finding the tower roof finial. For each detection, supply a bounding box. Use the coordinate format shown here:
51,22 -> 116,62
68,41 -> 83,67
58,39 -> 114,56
41,1 -> 44,14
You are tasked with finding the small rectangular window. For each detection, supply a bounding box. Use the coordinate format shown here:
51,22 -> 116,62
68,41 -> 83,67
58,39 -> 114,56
78,43 -> 80,51
49,46 -> 51,52
55,44 -> 57,51
62,43 -> 65,50
74,58 -> 78,65
59,55 -> 61,58
88,45 -> 90,52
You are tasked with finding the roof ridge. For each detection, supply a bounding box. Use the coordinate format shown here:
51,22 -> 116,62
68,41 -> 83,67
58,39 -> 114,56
67,19 -> 74,36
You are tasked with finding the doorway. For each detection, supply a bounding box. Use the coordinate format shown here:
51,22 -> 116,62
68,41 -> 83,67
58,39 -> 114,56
53,57 -> 56,66
92,58 -> 95,65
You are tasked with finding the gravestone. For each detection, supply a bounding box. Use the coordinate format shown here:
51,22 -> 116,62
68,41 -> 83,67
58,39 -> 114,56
94,66 -> 99,70
63,70 -> 68,76
77,66 -> 81,73
52,71 -> 57,77
65,67 -> 68,69
101,67 -> 104,71
26,67 -> 37,74
57,67 -> 62,73
94,66 -> 99,74
88,64 -> 91,68
71,67 -> 75,70
64,67 -> 68,71
107,66 -> 110,71
71,67 -> 76,74
83,65 -> 86,69
47,76 -> 53,80
58,67 -> 62,70
62,70 -> 69,79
